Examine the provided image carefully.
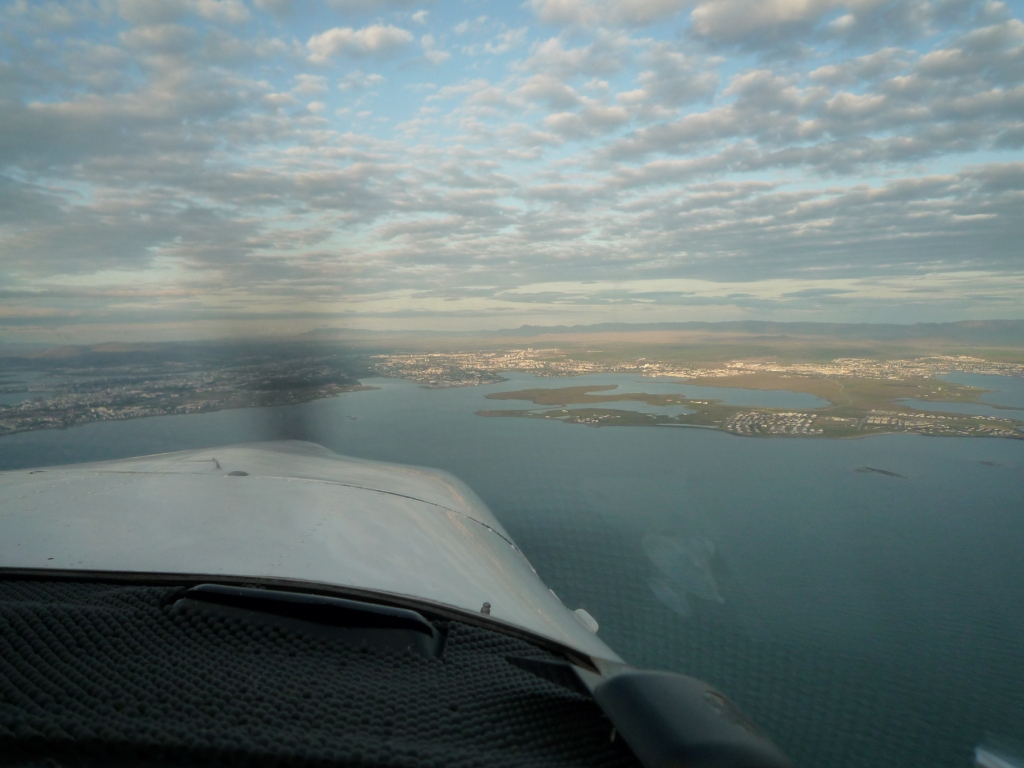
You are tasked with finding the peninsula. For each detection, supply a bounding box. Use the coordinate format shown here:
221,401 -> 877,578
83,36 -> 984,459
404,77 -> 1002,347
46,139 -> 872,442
476,377 -> 1023,439
4,321 -> 1023,440
0,343 -> 371,437
364,322 -> 1024,439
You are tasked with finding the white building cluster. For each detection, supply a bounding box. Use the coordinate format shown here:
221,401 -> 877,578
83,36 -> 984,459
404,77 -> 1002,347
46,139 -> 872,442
725,412 -> 823,436
374,349 -> 1024,385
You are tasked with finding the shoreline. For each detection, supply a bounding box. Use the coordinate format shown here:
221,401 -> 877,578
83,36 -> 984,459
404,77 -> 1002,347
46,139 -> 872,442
474,375 -> 1024,440
4,368 -> 1023,442
478,410 -> 1024,440
0,386 -> 379,439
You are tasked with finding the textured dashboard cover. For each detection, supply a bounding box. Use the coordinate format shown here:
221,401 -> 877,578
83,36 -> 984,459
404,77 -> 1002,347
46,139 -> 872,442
0,579 -> 640,768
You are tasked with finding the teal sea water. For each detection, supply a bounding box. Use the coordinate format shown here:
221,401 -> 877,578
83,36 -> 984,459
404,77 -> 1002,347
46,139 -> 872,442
898,373 -> 1024,418
0,370 -> 53,405
2,372 -> 1023,767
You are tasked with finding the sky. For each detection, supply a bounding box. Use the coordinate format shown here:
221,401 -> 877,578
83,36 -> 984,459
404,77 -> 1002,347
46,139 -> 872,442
1,0 -> 1023,342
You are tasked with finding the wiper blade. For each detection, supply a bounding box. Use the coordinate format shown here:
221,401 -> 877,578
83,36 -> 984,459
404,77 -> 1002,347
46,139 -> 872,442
177,583 -> 443,658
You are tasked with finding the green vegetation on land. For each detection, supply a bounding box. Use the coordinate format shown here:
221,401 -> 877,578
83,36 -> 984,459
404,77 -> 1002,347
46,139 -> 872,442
478,377 -> 1024,439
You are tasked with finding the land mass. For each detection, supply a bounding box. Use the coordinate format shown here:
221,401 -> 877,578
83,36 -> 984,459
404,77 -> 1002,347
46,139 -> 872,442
0,344 -> 372,437
477,375 -> 1024,439
3,322 -> 1024,440
306,319 -> 1024,364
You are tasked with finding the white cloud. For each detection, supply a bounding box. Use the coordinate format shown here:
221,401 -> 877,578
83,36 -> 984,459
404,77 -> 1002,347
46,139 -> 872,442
685,0 -> 959,48
463,27 -> 529,56
307,25 -> 413,62
116,0 -> 249,24
338,70 -> 385,90
542,100 -> 629,139
264,91 -> 298,107
253,0 -> 294,14
522,34 -> 634,77
828,12 -> 857,31
324,0 -> 419,9
809,47 -> 911,85
119,23 -> 196,52
486,28 -> 528,54
421,34 -> 451,65
618,43 -> 720,112
4,0 -> 1024,334
689,0 -> 842,40
454,16 -> 488,35
194,0 -> 249,23
515,75 -> 582,109
293,74 -> 327,94
426,79 -> 493,102
528,0 -> 691,27
115,0 -> 191,24
824,91 -> 886,118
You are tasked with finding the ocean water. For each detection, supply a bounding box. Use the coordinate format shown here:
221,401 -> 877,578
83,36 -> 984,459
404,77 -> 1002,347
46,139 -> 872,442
901,373 -> 1024,417
898,398 -> 1024,417
538,373 -> 831,408
941,373 -> 1024,409
1,373 -> 1023,768
0,370 -> 53,405
0,392 -> 40,405
499,372 -> 828,417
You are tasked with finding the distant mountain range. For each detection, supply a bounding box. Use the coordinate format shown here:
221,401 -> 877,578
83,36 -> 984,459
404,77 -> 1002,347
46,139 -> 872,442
302,320 -> 1024,345
0,339 -> 337,364
4,320 -> 1024,360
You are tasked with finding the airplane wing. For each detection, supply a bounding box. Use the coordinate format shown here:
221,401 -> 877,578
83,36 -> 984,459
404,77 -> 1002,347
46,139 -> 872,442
0,441 -> 792,768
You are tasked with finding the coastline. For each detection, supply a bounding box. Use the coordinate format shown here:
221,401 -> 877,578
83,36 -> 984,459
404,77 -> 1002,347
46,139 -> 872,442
0,385 -> 379,439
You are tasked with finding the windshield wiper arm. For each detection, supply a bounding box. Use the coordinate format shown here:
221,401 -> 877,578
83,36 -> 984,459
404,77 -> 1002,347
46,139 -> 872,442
177,583 -> 442,658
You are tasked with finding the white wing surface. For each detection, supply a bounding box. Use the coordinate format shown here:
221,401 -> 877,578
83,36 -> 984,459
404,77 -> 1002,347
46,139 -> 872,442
0,440 -> 619,662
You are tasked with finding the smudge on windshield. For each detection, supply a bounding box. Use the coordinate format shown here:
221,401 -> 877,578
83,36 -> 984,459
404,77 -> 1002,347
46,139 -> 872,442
643,534 -> 725,617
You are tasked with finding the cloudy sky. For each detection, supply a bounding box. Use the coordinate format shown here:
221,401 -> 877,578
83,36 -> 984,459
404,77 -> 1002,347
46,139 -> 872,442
2,0 -> 1023,341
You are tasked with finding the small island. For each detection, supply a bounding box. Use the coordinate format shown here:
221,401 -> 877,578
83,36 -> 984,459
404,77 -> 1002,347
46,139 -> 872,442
476,375 -> 1024,439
